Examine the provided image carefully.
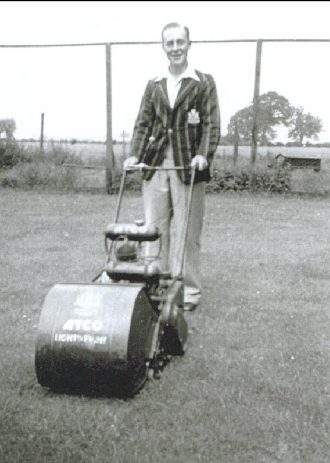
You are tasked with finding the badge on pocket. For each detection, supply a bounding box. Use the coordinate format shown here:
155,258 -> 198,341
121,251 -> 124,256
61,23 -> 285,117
187,109 -> 200,125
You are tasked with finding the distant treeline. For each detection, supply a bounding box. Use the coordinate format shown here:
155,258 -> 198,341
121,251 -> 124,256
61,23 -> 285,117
219,137 -> 330,148
16,138 -> 106,145
16,138 -> 129,145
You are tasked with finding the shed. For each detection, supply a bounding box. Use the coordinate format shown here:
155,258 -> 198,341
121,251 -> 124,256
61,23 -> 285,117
275,152 -> 321,172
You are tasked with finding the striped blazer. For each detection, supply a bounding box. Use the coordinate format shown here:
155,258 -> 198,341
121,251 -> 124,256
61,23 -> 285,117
130,70 -> 221,184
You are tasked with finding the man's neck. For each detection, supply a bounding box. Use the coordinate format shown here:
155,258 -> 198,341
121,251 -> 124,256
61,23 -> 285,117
169,62 -> 188,78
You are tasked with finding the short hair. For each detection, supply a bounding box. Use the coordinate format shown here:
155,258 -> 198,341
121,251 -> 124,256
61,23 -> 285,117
161,23 -> 190,42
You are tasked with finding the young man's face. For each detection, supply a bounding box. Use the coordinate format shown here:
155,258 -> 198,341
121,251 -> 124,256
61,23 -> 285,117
162,26 -> 190,69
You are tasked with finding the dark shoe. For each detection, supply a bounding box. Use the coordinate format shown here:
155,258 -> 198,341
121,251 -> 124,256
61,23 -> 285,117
183,303 -> 197,312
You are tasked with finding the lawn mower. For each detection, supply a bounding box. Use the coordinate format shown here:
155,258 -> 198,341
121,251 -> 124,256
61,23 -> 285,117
35,165 -> 196,396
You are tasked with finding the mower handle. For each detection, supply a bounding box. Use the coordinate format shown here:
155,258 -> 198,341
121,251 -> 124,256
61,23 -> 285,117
125,164 -> 191,172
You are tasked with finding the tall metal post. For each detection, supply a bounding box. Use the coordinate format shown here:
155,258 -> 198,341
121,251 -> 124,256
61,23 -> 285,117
249,39 -> 263,192
106,43 -> 115,194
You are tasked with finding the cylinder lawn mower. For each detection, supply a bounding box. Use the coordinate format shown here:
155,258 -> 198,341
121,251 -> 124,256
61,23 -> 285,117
35,166 -> 196,396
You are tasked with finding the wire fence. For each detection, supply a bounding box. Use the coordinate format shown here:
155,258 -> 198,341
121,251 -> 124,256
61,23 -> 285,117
1,38 -> 330,192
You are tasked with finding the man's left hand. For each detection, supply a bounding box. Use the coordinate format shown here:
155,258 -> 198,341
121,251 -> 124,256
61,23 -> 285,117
191,155 -> 208,171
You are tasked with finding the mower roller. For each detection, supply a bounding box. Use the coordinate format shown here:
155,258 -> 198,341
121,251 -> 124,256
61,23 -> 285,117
35,165 -> 195,396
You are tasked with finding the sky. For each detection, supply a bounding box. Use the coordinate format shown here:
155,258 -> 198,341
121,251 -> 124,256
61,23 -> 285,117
1,1 -> 330,142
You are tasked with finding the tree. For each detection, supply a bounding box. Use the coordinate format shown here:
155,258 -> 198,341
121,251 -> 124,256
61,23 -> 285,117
227,92 -> 294,145
0,118 -> 19,169
0,118 -> 16,142
288,107 -> 323,145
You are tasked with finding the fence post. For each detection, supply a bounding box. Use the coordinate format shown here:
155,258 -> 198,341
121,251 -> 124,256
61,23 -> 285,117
40,112 -> 44,154
233,117 -> 239,166
105,43 -> 115,194
249,39 -> 263,192
120,130 -> 130,160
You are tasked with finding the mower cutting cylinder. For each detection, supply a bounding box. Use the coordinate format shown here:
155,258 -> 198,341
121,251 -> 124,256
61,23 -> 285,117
35,283 -> 158,395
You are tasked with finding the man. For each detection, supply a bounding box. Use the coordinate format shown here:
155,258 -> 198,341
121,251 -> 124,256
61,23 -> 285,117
124,22 -> 220,311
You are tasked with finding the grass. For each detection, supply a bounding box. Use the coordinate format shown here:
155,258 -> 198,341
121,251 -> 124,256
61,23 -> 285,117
0,188 -> 329,462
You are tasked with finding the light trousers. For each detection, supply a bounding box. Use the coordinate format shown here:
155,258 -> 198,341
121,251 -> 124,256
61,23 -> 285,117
142,156 -> 205,306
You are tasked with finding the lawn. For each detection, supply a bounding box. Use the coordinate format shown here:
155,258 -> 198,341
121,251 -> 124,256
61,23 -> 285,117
0,188 -> 329,462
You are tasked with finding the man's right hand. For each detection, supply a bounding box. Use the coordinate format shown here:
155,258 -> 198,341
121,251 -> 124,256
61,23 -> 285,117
123,156 -> 138,170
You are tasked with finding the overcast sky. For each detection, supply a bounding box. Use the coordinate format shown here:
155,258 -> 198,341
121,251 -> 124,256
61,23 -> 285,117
1,1 -> 330,142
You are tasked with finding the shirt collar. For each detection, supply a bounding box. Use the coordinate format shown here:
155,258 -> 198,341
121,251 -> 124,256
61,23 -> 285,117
153,64 -> 199,82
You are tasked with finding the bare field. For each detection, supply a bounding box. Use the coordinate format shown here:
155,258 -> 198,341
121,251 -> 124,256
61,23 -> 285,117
0,189 -> 329,462
17,140 -> 330,162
